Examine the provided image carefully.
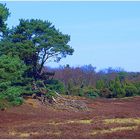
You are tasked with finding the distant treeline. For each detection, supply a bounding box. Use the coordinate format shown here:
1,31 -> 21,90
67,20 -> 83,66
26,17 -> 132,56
46,65 -> 140,98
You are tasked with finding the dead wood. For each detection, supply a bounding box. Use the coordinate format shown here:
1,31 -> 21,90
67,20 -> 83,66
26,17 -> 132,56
30,80 -> 89,112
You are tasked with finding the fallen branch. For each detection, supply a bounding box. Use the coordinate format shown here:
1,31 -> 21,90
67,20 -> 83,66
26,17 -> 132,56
31,80 -> 89,111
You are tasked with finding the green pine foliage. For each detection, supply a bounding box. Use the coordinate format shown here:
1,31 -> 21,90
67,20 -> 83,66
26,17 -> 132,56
0,55 -> 26,83
2,87 -> 24,106
0,3 -> 10,36
1,19 -> 74,80
125,84 -> 138,97
101,76 -> 139,98
0,55 -> 27,106
96,80 -> 105,90
45,79 -> 65,93
0,3 -> 74,108
84,87 -> 99,99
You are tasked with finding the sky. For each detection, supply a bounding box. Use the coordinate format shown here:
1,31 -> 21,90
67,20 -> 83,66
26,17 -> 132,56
1,1 -> 140,72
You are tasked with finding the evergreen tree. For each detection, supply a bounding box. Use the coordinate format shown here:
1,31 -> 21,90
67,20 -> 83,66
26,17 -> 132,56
0,19 -> 74,81
0,55 -> 27,105
0,3 -> 10,37
96,79 -> 105,90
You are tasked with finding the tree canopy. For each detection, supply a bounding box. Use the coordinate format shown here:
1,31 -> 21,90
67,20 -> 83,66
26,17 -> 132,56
0,19 -> 74,80
0,3 -> 10,37
0,3 -> 74,107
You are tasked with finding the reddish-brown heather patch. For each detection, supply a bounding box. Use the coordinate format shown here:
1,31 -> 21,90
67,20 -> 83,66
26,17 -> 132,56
0,96 -> 140,139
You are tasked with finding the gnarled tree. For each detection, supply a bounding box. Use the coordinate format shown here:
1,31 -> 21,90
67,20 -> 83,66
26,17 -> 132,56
0,19 -> 74,81
0,4 -> 76,106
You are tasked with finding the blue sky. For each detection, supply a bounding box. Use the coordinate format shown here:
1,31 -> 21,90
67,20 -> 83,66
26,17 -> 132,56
2,1 -> 140,72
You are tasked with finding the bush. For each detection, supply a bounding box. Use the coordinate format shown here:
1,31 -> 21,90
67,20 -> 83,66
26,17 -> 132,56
116,88 -> 126,98
45,91 -> 57,100
0,55 -> 27,83
66,86 -> 100,98
0,55 -> 26,106
10,97 -> 23,106
68,86 -> 84,96
2,86 -> 24,106
99,88 -> 113,98
96,80 -> 105,90
45,79 -> 65,93
125,85 -> 138,97
84,88 -> 99,99
134,83 -> 140,95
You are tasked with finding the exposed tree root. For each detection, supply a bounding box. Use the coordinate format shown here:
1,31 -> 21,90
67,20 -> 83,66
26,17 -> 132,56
40,91 -> 89,112
31,80 -> 89,112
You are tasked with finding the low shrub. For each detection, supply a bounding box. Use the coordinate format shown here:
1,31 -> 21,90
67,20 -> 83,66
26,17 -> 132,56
84,88 -> 100,99
66,86 -> 100,98
45,79 -> 65,93
45,91 -> 57,100
125,85 -> 138,97
99,88 -> 113,98
68,86 -> 84,96
2,86 -> 24,106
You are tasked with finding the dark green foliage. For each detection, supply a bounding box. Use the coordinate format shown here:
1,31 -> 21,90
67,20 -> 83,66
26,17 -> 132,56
66,86 -> 83,96
0,81 -> 11,91
113,77 -> 126,98
116,88 -> 126,98
0,55 -> 27,93
0,55 -> 26,83
134,83 -> 140,95
0,3 -> 10,36
0,4 -> 9,21
1,19 -> 74,80
45,91 -> 57,100
45,79 -> 65,93
84,88 -> 99,99
0,3 -> 75,106
101,76 -> 139,98
96,80 -> 105,90
125,84 -> 138,97
65,85 -> 100,99
0,55 -> 26,106
2,87 -> 24,105
118,71 -> 127,83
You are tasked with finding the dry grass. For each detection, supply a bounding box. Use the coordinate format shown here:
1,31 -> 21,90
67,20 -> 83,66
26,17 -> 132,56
48,119 -> 93,125
19,133 -> 30,138
9,131 -> 39,138
66,119 -> 92,124
104,118 -> 140,125
90,126 -> 138,135
46,131 -> 61,136
24,99 -> 40,108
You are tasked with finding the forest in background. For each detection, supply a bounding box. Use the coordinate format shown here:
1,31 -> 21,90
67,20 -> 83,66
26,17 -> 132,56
47,65 -> 140,98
